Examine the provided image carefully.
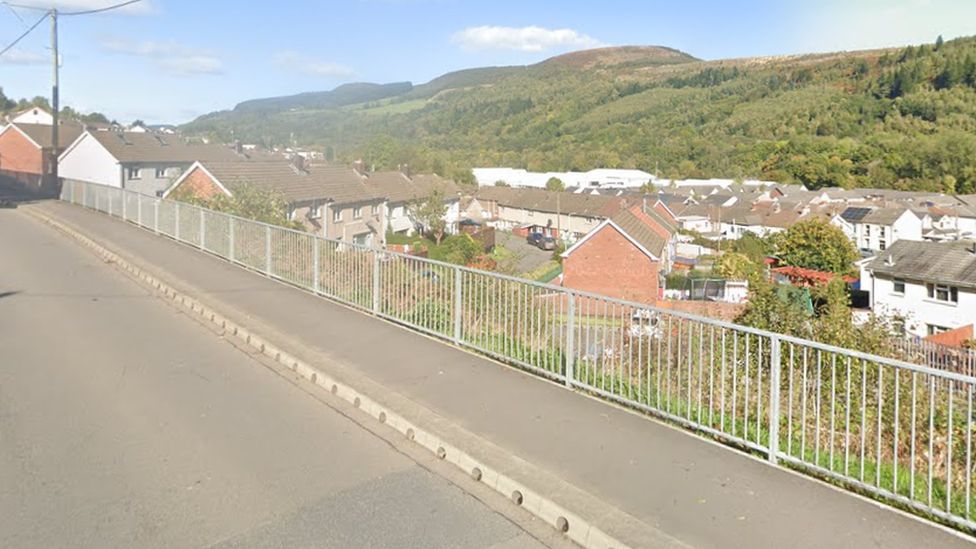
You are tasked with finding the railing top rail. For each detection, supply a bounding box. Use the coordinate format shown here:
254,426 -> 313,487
108,184 -> 976,384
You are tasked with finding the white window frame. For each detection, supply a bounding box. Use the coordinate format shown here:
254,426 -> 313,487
333,209 -> 342,223
309,204 -> 322,220
155,167 -> 166,179
926,283 -> 959,304
127,167 -> 141,180
892,278 -> 905,295
353,206 -> 363,219
928,324 -> 952,336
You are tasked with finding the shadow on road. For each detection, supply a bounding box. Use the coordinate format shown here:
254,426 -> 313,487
0,176 -> 58,208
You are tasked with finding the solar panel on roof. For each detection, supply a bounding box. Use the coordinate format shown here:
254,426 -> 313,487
841,207 -> 873,222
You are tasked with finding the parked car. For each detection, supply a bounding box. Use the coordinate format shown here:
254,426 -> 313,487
628,309 -> 662,338
527,232 -> 556,250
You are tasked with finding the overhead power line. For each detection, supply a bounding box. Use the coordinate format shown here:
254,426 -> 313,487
61,0 -> 143,16
0,10 -> 46,58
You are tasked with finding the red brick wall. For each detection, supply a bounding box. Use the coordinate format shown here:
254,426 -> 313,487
562,223 -> 659,304
0,128 -> 43,175
168,166 -> 226,200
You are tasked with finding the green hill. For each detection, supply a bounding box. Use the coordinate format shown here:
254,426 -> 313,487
182,38 -> 976,193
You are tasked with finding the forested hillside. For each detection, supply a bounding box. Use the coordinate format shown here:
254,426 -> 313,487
183,37 -> 976,193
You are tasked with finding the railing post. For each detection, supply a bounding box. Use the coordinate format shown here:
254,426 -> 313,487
108,189 -> 113,217
453,267 -> 462,345
82,182 -> 87,208
312,237 -> 320,294
228,217 -> 236,263
768,335 -> 782,464
565,293 -> 576,387
154,200 -> 159,234
199,208 -> 206,250
265,224 -> 272,276
175,201 -> 181,241
371,249 -> 381,314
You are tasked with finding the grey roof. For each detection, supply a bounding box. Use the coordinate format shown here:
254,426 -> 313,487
870,240 -> 976,288
364,171 -> 460,204
198,160 -> 377,205
610,208 -> 668,257
11,122 -> 83,149
476,186 -> 627,217
88,131 -> 241,164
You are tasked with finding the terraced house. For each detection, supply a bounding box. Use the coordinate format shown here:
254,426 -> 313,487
471,186 -> 632,242
164,159 -> 385,246
364,170 -> 461,236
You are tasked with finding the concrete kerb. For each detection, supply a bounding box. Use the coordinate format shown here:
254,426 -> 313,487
23,206 -> 681,549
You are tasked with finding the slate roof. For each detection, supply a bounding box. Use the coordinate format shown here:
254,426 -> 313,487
870,240 -> 976,288
88,131 -> 241,163
11,122 -> 83,149
364,171 -> 460,204
475,186 -> 627,218
610,207 -> 668,257
196,160 -> 377,205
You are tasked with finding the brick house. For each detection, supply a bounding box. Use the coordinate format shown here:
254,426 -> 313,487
164,159 -> 386,246
0,122 -> 82,193
561,203 -> 677,304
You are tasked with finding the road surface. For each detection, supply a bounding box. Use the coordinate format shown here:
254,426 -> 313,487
0,206 -> 546,548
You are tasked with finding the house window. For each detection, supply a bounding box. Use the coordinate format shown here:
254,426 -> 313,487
372,204 -> 379,216
928,324 -> 952,336
926,283 -> 959,303
892,278 -> 905,295
309,205 -> 322,219
128,167 -> 141,180
155,167 -> 166,178
333,209 -> 342,223
879,240 -> 886,251
353,206 -> 363,219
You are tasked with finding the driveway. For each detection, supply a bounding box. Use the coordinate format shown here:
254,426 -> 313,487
495,231 -> 555,274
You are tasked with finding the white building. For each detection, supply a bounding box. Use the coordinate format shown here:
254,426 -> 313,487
473,167 -> 655,190
10,107 -> 54,126
832,207 -> 922,253
866,240 -> 976,338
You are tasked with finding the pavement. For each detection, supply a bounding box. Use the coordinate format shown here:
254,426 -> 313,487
15,198 -> 976,548
494,231 -> 556,275
0,206 -> 549,548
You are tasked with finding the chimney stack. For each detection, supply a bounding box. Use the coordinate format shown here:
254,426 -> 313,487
291,153 -> 307,173
352,159 -> 366,175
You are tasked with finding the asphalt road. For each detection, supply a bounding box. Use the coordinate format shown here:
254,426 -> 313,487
0,206 -> 545,549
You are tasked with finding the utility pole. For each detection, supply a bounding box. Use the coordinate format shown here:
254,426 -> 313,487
50,8 -> 59,184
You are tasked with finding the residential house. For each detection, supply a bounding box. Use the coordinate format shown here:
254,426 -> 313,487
163,159 -> 385,246
364,170 -> 461,237
59,130 -> 242,196
473,186 -> 631,242
832,207 -> 922,253
8,106 -> 54,125
866,240 -> 976,338
561,203 -> 677,304
0,122 -> 82,192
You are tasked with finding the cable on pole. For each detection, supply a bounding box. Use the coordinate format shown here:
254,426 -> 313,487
0,10 -> 47,58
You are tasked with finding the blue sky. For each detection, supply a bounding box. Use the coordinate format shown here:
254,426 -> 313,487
1,0 -> 974,124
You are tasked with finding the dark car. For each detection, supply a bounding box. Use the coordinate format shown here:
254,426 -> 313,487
526,232 -> 556,250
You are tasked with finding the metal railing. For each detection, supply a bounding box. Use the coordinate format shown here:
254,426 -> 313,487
892,336 -> 976,378
61,180 -> 976,532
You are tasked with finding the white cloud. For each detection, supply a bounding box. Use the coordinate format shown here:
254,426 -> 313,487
0,49 -> 46,65
452,25 -> 604,53
8,0 -> 152,14
98,37 -> 222,75
274,51 -> 355,78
